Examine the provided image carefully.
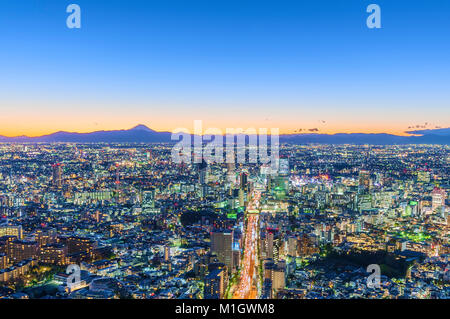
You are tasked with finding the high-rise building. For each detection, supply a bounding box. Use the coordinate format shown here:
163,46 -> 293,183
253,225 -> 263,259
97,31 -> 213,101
164,245 -> 170,262
279,157 -> 289,176
198,160 -> 208,185
262,278 -> 273,299
265,229 -> 280,262
207,262 -> 229,295
204,268 -> 227,299
266,231 -> 274,260
115,163 -> 120,185
52,163 -> 63,187
432,187 -> 446,211
210,230 -> 233,272
272,263 -> 286,294
358,170 -> 371,194
240,172 -> 248,190
357,194 -> 372,211
264,259 -> 286,297
238,188 -> 245,207
286,236 -> 297,257
227,163 -> 236,184
0,253 -> 7,269
198,160 -> 209,198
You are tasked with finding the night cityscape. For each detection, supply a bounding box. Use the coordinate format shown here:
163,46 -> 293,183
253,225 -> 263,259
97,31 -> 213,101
0,0 -> 449,310
0,141 -> 448,299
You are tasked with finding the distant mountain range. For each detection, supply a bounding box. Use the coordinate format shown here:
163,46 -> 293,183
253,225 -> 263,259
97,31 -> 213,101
0,125 -> 172,143
0,125 -> 448,144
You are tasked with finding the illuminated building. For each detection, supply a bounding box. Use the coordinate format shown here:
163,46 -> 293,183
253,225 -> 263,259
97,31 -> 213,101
297,234 -> 319,257
240,172 -> 248,190
164,245 -> 170,262
286,236 -> 297,257
35,228 -> 57,246
204,268 -> 227,299
263,259 -> 286,297
272,264 -> 286,295
417,170 -> 431,183
264,230 -> 280,262
198,160 -> 208,198
271,176 -> 288,199
66,236 -> 96,261
0,253 -> 7,268
432,187 -> 446,211
227,162 -> 236,184
198,160 -> 208,185
238,188 -> 245,207
358,169 -> 371,194
0,225 -> 23,240
52,163 -> 63,187
0,258 -> 37,282
357,194 -> 372,211
7,240 -> 39,263
210,230 -> 233,273
39,243 -> 68,265
279,157 -> 289,176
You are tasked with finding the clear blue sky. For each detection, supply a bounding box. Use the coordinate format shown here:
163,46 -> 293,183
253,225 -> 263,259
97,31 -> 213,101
0,0 -> 449,135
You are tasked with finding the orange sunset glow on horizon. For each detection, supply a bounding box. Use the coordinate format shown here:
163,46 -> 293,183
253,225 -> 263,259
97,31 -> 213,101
0,119 -> 436,138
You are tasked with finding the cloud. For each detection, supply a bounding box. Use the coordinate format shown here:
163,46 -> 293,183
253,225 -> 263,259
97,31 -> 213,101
405,127 -> 449,136
309,128 -> 319,132
411,122 -> 435,130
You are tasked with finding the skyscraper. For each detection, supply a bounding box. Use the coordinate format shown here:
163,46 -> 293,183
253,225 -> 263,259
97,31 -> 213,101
210,230 -> 233,273
52,163 -> 62,187
240,172 -> 248,190
358,170 -> 371,194
227,162 -> 236,184
432,187 -> 446,211
204,268 -> 227,299
198,160 -> 208,198
164,245 -> 170,262
198,160 -> 208,185
279,157 -> 289,176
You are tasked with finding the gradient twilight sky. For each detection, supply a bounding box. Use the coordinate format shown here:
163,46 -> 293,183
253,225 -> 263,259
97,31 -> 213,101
0,0 -> 449,136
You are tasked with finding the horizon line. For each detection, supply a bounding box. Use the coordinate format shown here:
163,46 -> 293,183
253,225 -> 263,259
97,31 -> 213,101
0,124 -> 444,138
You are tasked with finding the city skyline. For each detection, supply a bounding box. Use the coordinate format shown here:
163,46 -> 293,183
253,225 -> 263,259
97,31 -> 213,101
1,0 -> 450,136
1,0 -> 450,305
0,143 -> 448,300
